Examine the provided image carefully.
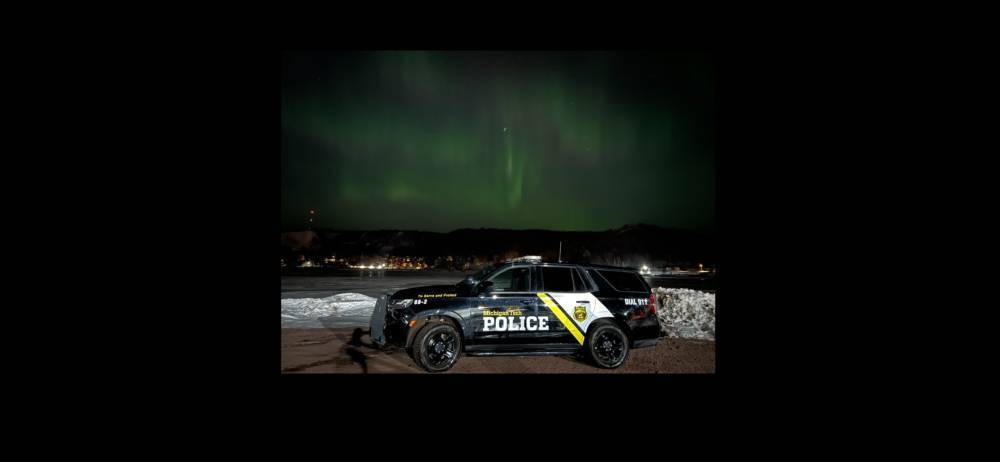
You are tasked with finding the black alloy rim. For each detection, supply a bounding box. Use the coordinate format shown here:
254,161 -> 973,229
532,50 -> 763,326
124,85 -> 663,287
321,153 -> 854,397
426,330 -> 457,367
594,330 -> 625,364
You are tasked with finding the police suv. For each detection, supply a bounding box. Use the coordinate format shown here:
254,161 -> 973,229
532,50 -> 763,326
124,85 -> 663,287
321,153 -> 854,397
369,257 -> 660,372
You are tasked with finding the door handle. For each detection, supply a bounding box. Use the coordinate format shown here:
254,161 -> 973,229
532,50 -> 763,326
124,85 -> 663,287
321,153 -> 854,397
521,300 -> 533,305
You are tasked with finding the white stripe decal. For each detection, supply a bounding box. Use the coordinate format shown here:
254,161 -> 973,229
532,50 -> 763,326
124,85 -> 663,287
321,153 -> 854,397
542,292 -> 614,343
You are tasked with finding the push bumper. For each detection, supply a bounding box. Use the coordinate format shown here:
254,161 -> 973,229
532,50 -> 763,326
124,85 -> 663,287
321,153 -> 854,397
369,295 -> 389,347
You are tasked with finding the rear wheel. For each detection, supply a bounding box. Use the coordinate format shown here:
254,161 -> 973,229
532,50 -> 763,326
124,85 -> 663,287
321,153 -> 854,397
412,322 -> 462,372
585,322 -> 629,368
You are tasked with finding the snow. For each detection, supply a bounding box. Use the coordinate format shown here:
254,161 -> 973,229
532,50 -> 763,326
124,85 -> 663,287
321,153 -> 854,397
653,287 -> 715,341
280,293 -> 377,328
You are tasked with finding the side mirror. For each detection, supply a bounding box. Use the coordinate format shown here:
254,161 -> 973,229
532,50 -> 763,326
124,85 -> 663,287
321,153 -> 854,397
478,280 -> 494,294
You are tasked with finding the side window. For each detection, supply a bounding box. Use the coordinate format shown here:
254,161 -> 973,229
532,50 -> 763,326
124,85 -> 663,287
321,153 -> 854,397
586,269 -> 614,292
488,267 -> 531,292
596,270 -> 649,292
541,267 -> 575,292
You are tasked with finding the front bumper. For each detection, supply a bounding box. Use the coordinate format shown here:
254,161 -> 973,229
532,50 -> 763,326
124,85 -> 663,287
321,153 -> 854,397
369,295 -> 413,348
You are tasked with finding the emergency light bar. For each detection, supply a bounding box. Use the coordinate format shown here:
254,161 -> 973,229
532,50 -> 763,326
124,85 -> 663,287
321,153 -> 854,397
510,255 -> 543,263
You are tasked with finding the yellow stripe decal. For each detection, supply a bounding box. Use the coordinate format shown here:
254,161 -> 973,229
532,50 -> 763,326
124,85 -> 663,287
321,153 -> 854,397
537,293 -> 585,345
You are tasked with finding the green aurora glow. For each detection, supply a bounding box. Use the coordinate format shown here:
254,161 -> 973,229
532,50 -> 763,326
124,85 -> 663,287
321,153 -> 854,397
281,51 -> 714,232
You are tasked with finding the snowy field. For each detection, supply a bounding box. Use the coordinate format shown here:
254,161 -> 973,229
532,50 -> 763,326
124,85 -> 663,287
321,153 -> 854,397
281,271 -> 461,328
281,273 -> 716,339
281,270 -> 467,299
281,292 -> 378,328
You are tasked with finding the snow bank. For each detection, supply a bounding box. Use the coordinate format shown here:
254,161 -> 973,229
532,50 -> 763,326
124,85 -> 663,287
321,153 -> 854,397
653,288 -> 715,341
281,293 -> 377,328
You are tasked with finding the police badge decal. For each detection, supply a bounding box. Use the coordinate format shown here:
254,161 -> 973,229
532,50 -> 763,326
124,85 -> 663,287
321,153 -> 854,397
574,306 -> 587,322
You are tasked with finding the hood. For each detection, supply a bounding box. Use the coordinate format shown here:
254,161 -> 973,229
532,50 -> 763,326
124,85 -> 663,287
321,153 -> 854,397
391,284 -> 463,301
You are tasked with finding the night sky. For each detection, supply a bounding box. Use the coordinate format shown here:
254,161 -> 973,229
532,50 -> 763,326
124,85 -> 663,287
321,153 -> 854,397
281,51 -> 714,232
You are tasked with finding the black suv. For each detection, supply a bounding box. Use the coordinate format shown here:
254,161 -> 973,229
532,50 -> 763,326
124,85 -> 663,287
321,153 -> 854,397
369,259 -> 660,372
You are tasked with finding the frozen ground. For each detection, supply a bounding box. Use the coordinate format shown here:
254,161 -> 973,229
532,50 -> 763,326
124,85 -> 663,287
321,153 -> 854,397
282,327 -> 715,373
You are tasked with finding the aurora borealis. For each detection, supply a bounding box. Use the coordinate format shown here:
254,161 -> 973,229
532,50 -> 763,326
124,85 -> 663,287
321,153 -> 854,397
281,51 -> 714,232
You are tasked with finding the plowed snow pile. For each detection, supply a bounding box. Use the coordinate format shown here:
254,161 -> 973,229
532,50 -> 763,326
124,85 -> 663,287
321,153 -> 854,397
281,293 -> 377,328
653,288 -> 715,340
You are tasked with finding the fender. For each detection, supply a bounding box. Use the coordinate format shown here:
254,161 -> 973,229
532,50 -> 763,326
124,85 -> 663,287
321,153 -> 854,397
404,310 -> 469,348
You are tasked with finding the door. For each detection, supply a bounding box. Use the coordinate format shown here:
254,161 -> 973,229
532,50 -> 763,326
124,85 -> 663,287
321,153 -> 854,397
534,266 -> 585,345
469,266 -> 540,346
537,266 -> 614,346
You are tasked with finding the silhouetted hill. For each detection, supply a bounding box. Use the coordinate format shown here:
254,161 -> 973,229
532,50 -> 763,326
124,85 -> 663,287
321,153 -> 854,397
281,224 -> 716,267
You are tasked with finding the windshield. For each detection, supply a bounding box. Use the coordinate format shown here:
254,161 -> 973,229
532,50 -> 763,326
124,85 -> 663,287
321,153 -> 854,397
465,264 -> 499,283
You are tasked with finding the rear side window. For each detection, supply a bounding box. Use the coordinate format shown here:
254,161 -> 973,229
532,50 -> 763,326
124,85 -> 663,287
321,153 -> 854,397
596,270 -> 649,292
541,267 -> 575,292
586,269 -> 613,292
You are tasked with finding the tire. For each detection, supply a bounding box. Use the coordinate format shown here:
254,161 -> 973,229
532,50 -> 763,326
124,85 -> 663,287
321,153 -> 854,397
585,322 -> 629,368
412,322 -> 462,372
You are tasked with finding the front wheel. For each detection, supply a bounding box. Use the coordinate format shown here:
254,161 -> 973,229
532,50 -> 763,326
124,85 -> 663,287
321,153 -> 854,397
412,322 -> 462,372
585,322 -> 629,368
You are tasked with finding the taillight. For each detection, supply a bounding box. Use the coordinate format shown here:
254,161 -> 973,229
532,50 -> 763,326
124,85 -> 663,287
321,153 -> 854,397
648,291 -> 657,314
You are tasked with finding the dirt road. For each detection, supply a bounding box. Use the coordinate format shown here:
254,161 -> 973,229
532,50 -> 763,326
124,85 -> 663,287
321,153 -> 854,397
281,328 -> 714,373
